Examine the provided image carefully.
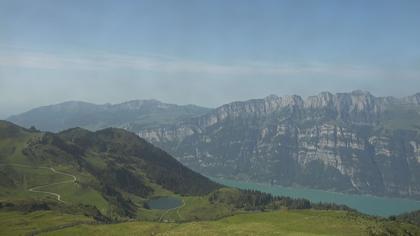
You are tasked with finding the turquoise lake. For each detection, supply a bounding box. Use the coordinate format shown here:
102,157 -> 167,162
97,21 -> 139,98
213,178 -> 420,217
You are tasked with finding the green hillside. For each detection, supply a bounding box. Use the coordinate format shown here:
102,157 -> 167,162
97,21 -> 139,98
0,120 -> 221,220
1,209 -> 419,236
0,120 -> 419,235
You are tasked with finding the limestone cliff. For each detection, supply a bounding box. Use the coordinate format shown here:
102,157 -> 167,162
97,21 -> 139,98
138,91 -> 420,199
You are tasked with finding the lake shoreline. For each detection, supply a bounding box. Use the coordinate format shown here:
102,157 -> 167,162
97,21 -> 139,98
211,177 -> 420,217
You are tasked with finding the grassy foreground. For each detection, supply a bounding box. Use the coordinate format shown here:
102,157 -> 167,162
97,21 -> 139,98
0,211 -> 93,236
1,209 -> 419,236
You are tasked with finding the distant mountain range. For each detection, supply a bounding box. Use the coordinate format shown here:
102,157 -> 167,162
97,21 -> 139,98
7,100 -> 210,132
8,91 -> 420,200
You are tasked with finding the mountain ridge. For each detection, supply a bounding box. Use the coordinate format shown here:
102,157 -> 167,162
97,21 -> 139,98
136,91 -> 420,200
7,99 -> 211,132
6,91 -> 420,200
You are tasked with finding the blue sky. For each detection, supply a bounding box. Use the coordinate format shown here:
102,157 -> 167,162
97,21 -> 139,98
1,0 -> 420,118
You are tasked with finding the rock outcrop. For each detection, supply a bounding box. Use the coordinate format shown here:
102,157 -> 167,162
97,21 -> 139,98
138,91 -> 420,199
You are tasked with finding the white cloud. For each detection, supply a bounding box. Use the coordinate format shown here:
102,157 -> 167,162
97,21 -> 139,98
0,51 -> 419,80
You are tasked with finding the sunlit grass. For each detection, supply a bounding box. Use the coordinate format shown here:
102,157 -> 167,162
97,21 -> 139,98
40,210 -> 420,236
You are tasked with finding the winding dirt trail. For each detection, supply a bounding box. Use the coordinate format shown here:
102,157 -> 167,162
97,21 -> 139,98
159,198 -> 186,222
28,167 -> 77,203
1,164 -> 77,203
176,199 -> 186,219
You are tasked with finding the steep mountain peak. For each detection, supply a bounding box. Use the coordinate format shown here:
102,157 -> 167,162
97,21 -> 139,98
304,92 -> 335,109
225,94 -> 302,113
342,90 -> 375,109
204,91 -> 397,126
319,91 -> 334,96
350,90 -> 372,96
264,94 -> 280,102
304,90 -> 380,116
194,90 -> 420,131
281,94 -> 304,107
263,94 -> 303,110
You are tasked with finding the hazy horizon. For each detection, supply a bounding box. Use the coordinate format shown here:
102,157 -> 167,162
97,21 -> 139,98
1,0 -> 420,118
4,89 -> 420,120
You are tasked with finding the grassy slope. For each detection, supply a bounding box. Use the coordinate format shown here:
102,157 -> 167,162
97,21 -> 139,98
0,167 -> 111,215
0,121 -> 223,220
0,136 -> 110,215
142,195 -> 235,222
0,210 -> 411,236
0,135 -> 231,223
0,211 -> 93,236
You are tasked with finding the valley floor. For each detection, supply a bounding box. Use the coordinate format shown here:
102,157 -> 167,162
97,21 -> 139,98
1,209 -> 419,236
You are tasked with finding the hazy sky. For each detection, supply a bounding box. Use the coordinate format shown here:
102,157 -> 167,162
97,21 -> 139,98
1,0 -> 420,118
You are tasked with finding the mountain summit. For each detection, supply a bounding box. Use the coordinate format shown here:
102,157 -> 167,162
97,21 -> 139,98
7,100 -> 210,132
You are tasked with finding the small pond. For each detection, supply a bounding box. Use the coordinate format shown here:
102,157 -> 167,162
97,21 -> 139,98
146,196 -> 182,210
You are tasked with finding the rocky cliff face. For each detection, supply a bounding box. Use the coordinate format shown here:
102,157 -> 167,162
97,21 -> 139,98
138,91 -> 420,199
